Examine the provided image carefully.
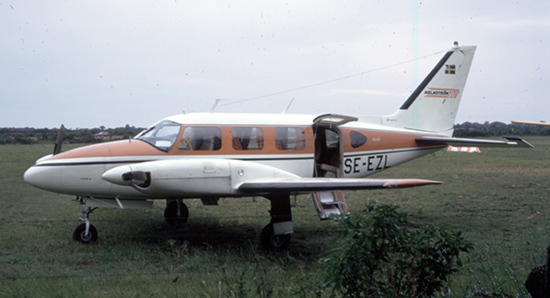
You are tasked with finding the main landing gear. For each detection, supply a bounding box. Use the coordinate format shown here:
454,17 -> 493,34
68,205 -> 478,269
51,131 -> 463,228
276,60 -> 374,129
260,194 -> 293,251
260,223 -> 291,251
163,197 -> 292,250
164,199 -> 189,226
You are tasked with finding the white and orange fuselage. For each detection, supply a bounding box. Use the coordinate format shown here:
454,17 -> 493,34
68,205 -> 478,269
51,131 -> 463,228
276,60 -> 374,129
24,112 -> 445,200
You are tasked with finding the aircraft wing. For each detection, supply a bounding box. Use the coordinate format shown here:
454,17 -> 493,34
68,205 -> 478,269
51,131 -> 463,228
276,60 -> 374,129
512,120 -> 550,127
237,177 -> 441,194
101,159 -> 441,198
415,136 -> 534,148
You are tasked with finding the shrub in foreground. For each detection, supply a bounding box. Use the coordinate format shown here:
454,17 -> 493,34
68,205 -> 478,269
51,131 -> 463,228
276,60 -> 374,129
322,204 -> 472,297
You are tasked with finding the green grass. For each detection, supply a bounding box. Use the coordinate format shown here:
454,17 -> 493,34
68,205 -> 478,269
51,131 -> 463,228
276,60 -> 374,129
1,138 -> 549,297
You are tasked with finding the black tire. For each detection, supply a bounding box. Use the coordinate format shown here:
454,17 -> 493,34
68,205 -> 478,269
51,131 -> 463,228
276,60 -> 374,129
164,200 -> 189,226
73,223 -> 98,244
260,223 -> 291,251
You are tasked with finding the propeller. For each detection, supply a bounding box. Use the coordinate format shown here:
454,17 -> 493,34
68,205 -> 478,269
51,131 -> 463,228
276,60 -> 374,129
53,124 -> 66,155
121,170 -> 151,188
121,171 -> 149,182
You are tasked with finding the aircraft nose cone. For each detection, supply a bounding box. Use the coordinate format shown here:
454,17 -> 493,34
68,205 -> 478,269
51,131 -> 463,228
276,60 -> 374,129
24,166 -> 36,186
102,165 -> 133,186
24,166 -> 49,190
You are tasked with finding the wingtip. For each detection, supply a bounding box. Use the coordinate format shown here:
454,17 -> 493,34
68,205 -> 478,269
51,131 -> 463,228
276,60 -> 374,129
383,179 -> 442,188
502,136 -> 535,148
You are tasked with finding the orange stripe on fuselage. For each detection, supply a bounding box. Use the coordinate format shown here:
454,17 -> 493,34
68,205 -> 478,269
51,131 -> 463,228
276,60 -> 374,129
47,125 -> 435,162
47,126 -> 315,160
47,140 -> 161,160
340,128 -> 427,152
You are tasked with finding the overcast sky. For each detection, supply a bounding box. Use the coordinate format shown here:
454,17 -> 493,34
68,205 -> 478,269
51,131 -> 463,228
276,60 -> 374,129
2,1 -> 549,129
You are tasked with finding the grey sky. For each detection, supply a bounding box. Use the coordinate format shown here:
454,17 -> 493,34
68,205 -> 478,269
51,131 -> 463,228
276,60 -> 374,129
1,1 -> 549,129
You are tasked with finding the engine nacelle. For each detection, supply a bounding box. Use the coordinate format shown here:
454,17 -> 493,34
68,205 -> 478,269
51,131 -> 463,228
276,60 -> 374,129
101,159 -> 299,197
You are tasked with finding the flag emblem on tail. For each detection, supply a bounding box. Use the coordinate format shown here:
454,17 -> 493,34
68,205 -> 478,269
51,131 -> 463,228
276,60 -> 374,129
445,64 -> 456,74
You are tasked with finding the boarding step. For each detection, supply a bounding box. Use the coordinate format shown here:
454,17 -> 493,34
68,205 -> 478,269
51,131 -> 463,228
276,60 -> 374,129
311,191 -> 349,220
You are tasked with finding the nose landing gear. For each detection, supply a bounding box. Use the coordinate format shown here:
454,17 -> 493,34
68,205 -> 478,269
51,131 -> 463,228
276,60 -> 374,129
73,206 -> 98,244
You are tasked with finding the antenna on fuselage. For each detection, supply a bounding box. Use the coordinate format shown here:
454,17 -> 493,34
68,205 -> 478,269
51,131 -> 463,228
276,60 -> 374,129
209,99 -> 232,113
282,98 -> 294,114
209,99 -> 221,112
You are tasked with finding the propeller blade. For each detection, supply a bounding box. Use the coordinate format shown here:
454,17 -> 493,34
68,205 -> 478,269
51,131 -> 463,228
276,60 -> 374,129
53,124 -> 66,155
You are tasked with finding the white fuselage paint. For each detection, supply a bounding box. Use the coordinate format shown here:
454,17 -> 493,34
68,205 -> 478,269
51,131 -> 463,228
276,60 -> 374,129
24,144 -> 444,199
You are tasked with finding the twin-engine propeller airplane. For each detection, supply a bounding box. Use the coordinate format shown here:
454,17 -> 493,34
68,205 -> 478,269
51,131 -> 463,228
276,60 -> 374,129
24,42 -> 533,250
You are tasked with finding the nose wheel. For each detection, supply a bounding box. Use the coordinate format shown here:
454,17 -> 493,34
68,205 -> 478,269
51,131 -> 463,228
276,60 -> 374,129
73,207 -> 98,244
73,222 -> 98,244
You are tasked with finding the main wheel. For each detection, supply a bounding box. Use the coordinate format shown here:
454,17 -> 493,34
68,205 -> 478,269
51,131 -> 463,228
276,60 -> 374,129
260,223 -> 291,251
164,200 -> 189,226
73,223 -> 98,244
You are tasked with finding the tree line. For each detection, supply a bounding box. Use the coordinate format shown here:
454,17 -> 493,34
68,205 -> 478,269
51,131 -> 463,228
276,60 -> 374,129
0,121 -> 548,145
453,121 -> 550,137
0,125 -> 144,145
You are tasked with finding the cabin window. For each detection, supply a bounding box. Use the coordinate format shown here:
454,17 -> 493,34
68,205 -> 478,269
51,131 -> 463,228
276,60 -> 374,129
275,127 -> 306,150
135,120 -> 181,152
231,127 -> 264,150
350,130 -> 367,148
180,127 -> 222,151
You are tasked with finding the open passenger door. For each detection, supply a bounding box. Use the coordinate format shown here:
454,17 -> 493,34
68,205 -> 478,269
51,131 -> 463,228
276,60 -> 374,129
311,114 -> 357,220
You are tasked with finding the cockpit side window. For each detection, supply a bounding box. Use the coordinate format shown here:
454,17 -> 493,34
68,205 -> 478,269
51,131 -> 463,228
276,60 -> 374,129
274,127 -> 306,150
134,120 -> 181,152
180,127 -> 222,151
231,127 -> 264,150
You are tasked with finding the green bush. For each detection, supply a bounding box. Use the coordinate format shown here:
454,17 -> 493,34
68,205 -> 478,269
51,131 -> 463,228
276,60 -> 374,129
322,204 -> 472,297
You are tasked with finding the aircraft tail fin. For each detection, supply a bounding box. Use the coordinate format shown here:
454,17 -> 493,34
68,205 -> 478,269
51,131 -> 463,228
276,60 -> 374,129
381,43 -> 476,136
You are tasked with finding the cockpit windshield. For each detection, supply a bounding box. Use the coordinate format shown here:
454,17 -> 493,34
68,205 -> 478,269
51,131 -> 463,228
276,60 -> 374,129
134,120 -> 181,152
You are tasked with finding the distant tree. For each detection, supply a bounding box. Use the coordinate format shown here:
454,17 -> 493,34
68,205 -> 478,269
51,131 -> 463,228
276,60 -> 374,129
66,129 -> 95,144
453,121 -> 550,137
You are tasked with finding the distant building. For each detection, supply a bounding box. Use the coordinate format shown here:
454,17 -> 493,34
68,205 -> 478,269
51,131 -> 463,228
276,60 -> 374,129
94,131 -> 110,139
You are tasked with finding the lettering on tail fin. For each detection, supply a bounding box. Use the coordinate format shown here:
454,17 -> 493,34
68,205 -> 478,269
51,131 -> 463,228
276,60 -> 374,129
424,88 -> 459,99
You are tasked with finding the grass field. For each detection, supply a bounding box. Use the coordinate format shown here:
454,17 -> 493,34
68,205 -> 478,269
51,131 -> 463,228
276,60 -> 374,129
1,138 -> 549,297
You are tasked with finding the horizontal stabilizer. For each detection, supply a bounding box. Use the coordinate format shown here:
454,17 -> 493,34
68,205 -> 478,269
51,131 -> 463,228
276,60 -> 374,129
416,136 -> 534,148
238,178 -> 441,195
